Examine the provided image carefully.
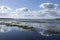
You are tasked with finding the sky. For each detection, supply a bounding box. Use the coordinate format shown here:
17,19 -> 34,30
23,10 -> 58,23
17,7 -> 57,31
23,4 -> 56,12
0,0 -> 60,19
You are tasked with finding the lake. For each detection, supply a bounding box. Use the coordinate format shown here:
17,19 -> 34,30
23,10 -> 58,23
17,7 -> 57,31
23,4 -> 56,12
0,19 -> 60,40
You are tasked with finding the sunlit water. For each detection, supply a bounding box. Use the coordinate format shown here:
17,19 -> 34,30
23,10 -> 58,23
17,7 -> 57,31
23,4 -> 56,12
0,20 -> 60,40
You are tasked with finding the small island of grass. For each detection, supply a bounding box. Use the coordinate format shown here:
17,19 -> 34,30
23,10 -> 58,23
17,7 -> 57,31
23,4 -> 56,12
44,29 -> 60,34
5,22 -> 34,29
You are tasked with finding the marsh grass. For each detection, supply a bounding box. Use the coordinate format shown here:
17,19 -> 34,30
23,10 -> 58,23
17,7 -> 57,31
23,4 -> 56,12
5,23 -> 35,29
45,29 -> 60,34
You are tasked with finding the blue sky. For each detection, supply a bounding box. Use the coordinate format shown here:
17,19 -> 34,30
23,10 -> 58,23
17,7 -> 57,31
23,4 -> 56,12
0,0 -> 60,19
0,0 -> 60,10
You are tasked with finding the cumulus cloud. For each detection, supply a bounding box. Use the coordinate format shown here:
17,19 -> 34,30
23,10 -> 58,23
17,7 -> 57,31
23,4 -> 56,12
0,6 -> 11,13
38,10 -> 59,16
16,7 -> 31,13
40,3 -> 58,10
21,9 -> 60,19
15,10 -> 59,19
0,3 -> 59,19
0,6 -> 12,18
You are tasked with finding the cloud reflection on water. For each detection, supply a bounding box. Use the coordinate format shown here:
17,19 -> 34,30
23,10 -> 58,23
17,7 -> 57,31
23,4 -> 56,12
0,22 -> 58,36
0,25 -> 30,33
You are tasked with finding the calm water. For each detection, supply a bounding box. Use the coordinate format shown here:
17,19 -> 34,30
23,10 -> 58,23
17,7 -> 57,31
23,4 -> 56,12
0,20 -> 60,40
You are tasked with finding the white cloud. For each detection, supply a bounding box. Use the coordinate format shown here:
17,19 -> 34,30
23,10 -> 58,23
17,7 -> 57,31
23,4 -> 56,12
0,6 -> 11,13
16,7 -> 28,12
10,9 -> 60,19
38,9 -> 58,16
0,6 -> 12,18
16,7 -> 31,13
40,3 -> 58,10
0,3 -> 59,19
36,9 -> 60,19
